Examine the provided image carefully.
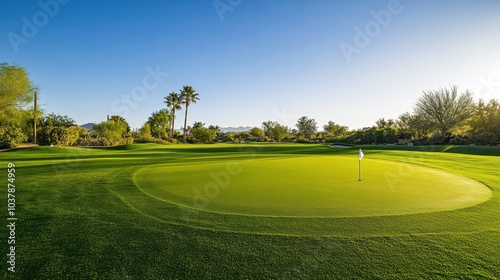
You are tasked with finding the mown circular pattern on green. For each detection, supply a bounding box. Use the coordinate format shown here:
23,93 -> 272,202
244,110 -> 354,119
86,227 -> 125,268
133,156 -> 491,217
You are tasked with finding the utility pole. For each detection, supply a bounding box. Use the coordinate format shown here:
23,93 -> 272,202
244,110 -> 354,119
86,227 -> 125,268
33,91 -> 37,144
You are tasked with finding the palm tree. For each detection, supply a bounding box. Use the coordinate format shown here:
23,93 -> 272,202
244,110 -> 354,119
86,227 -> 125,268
164,91 -> 182,138
179,86 -> 200,143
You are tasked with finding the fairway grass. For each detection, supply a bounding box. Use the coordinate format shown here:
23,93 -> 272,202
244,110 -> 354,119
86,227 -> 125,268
1,143 -> 499,279
134,156 -> 491,218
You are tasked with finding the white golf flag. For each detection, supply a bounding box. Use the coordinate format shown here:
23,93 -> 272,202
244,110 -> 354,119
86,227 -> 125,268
359,149 -> 364,160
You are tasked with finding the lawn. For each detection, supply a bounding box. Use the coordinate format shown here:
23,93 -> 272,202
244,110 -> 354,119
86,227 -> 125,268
1,143 -> 499,279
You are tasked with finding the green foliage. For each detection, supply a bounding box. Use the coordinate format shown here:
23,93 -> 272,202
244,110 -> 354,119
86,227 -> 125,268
75,136 -> 104,146
147,109 -> 170,139
164,91 -> 183,138
40,113 -> 76,128
250,127 -> 265,141
191,127 -> 217,143
468,99 -> 500,145
192,121 -> 205,130
0,62 -> 36,112
180,85 -> 200,143
93,118 -> 133,146
109,115 -> 131,133
37,125 -> 81,146
37,113 -> 79,146
139,122 -> 152,138
0,125 -> 27,148
296,116 -> 317,139
272,124 -> 289,142
49,127 -> 67,145
323,121 -> 348,138
414,85 -> 474,136
208,125 -> 223,141
135,122 -> 173,144
261,121 -> 290,142
0,63 -> 39,142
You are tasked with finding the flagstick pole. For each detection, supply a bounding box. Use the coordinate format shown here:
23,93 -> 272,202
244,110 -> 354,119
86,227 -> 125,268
358,159 -> 361,181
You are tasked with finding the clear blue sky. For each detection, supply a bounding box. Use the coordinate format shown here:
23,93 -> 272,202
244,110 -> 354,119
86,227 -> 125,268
2,0 -> 500,130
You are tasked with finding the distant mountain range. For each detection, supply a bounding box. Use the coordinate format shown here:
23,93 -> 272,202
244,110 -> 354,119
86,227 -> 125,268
80,123 -> 95,130
80,123 -> 252,133
220,126 -> 252,133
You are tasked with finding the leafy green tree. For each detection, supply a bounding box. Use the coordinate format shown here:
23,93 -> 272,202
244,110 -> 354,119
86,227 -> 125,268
109,115 -> 131,133
469,99 -> 500,134
47,126 -> 80,146
296,116 -> 317,139
409,114 -> 432,139
147,109 -> 170,139
250,127 -> 265,141
323,121 -> 348,137
93,119 -> 132,146
238,131 -> 251,142
208,125 -> 223,141
375,118 -> 395,129
374,118 -> 397,144
135,122 -> 159,143
0,63 -> 36,114
164,91 -> 182,138
414,85 -> 474,136
468,99 -> 500,144
191,127 -> 217,143
0,63 -> 39,145
272,124 -> 289,142
261,121 -> 289,142
262,121 -> 276,139
192,121 -> 205,130
139,123 -> 153,138
37,113 -> 78,145
180,86 -> 200,143
222,132 -> 236,143
40,113 -> 76,128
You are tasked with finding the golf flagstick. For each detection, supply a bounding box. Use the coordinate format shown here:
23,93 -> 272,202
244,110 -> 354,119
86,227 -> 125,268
358,149 -> 364,181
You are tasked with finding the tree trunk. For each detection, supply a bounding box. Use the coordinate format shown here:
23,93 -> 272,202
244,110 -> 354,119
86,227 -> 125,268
183,104 -> 189,143
170,110 -> 175,139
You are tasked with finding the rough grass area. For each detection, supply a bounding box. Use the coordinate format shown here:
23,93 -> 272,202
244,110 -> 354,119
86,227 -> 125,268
1,144 -> 499,279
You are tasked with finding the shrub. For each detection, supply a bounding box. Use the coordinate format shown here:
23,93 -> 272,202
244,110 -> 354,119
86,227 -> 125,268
449,135 -> 471,145
191,127 -> 216,143
0,126 -> 27,149
75,137 -> 104,146
134,136 -> 169,144
37,126 -> 80,146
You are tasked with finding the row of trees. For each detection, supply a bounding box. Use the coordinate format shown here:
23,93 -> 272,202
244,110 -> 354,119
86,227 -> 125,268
164,86 -> 200,143
236,85 -> 498,146
1,61 -> 499,148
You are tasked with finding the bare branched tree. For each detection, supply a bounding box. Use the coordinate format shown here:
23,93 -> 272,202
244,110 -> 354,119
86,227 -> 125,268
414,85 -> 474,136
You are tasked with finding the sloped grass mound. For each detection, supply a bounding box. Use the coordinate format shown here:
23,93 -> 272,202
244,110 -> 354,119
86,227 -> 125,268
134,156 -> 491,217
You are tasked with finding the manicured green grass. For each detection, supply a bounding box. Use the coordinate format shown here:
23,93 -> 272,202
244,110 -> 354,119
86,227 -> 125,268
1,143 -> 499,279
134,156 -> 490,217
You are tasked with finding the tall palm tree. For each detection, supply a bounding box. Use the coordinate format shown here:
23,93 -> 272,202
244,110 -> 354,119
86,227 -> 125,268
179,85 -> 200,143
164,91 -> 182,138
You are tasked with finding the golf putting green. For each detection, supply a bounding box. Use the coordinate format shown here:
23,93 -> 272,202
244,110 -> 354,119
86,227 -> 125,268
133,156 -> 491,217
